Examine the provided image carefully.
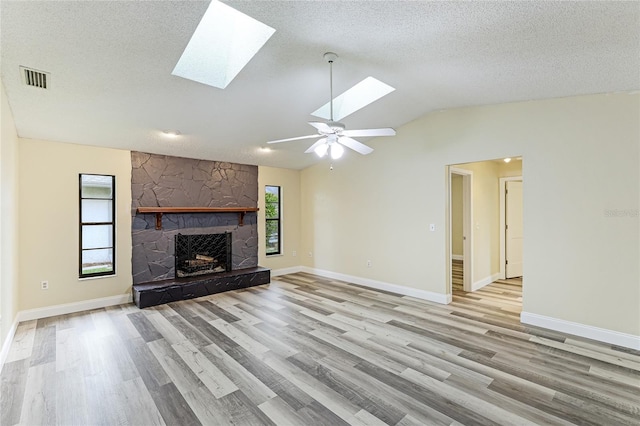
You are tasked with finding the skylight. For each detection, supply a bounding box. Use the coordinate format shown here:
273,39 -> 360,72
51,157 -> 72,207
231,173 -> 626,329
172,1 -> 275,89
312,77 -> 395,121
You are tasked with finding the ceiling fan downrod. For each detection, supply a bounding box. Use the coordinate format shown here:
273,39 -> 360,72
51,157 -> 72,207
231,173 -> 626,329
324,52 -> 338,122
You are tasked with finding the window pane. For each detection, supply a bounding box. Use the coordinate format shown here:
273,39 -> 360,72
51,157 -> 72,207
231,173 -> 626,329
265,185 -> 279,198
265,202 -> 279,219
265,185 -> 279,219
266,233 -> 279,254
81,199 -> 113,223
81,175 -> 113,198
82,224 -> 113,249
266,219 -> 278,254
82,248 -> 113,274
265,185 -> 280,255
80,173 -> 115,277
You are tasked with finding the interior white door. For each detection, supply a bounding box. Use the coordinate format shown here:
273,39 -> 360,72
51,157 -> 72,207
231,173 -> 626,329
505,180 -> 523,278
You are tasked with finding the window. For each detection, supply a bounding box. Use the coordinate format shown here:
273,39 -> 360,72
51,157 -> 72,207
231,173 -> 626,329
265,185 -> 281,255
80,174 -> 115,278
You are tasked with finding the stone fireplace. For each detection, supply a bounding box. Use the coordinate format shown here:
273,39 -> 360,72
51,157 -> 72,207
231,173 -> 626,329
130,152 -> 270,308
130,152 -> 259,284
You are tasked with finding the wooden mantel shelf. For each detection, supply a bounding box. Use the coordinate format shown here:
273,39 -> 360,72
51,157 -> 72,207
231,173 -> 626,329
137,207 -> 259,230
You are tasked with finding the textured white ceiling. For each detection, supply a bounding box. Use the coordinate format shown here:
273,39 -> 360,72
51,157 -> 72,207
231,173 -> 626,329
1,1 -> 638,170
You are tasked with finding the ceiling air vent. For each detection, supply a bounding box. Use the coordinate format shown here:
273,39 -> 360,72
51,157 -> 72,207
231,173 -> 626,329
20,66 -> 50,89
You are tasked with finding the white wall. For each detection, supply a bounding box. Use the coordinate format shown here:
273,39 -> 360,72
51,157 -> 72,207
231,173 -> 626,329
300,93 -> 639,337
18,139 -> 132,311
258,166 -> 301,273
0,80 -> 20,349
300,148 -> 439,289
499,159 -> 523,177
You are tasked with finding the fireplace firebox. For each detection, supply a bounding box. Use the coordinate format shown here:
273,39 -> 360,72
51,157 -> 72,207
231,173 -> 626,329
175,232 -> 231,278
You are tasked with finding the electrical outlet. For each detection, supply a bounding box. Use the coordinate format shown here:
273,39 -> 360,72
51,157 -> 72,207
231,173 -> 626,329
41,280 -> 49,290
308,251 -> 313,257
292,250 -> 297,257
367,260 -> 372,268
430,224 -> 436,231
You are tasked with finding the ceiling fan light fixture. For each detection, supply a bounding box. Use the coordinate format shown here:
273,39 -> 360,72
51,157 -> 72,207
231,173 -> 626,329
314,143 -> 328,158
330,143 -> 344,160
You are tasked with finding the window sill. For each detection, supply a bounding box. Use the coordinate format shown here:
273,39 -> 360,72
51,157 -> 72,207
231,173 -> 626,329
79,274 -> 117,282
266,253 -> 283,257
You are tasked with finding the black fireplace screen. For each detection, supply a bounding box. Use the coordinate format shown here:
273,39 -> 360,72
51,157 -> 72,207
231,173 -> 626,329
175,232 -> 231,278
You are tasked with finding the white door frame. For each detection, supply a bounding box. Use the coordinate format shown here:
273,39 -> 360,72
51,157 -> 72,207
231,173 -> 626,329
499,176 -> 523,279
448,167 -> 473,292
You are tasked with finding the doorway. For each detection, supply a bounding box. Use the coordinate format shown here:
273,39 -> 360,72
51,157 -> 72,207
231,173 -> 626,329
447,158 -> 523,297
449,167 -> 472,292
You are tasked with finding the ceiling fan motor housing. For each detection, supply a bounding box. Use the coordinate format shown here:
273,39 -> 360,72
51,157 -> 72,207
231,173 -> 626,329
327,121 -> 345,133
324,52 -> 338,63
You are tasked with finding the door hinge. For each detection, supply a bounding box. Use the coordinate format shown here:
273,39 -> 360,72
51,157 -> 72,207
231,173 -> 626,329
506,260 -> 509,265
506,225 -> 508,230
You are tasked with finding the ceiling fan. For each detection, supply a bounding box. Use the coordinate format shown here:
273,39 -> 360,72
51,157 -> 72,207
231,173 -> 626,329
267,52 -> 395,159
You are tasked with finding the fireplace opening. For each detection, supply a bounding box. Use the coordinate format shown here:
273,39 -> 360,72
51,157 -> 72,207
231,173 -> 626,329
175,232 -> 232,278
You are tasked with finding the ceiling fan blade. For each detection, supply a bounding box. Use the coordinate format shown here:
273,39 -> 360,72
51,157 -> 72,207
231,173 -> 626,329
308,121 -> 333,133
304,138 -> 328,154
341,128 -> 396,137
338,136 -> 374,155
267,134 -> 319,144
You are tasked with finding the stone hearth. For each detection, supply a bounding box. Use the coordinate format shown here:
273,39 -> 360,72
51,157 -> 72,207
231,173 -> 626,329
133,267 -> 270,308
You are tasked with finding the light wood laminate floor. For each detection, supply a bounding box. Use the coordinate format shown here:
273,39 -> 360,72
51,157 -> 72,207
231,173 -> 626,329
452,260 -> 463,292
2,273 -> 639,425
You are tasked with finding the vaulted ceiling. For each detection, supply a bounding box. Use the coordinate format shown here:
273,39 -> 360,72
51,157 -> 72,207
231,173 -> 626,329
1,1 -> 638,169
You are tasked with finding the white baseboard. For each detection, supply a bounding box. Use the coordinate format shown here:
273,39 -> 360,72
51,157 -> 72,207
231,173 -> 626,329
270,266 -> 303,277
0,317 -> 19,373
452,254 -> 464,261
16,294 -> 133,323
472,273 -> 501,292
521,312 -> 640,350
301,266 -> 451,305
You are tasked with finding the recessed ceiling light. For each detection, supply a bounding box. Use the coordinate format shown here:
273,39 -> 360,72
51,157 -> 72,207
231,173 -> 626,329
172,0 -> 275,89
504,157 -> 512,163
162,130 -> 181,137
312,76 -> 395,121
